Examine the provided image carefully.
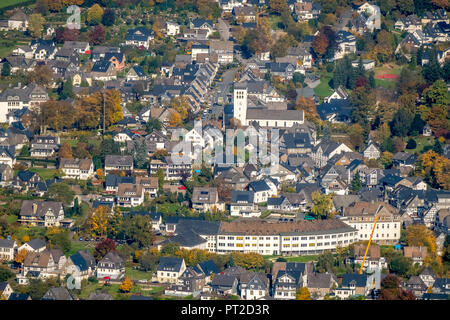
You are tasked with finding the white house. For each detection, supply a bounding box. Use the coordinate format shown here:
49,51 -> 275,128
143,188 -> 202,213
157,257 -> 187,283
96,252 -> 125,281
59,158 -> 94,180
0,239 -> 17,261
363,142 -> 381,159
166,21 -> 180,36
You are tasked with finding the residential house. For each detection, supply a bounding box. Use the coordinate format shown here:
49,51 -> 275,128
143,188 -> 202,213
136,176 -> 159,198
239,272 -> 269,300
209,40 -> 234,65
192,187 -> 224,212
294,1 -> 321,21
166,21 -> 180,36
0,84 -> 48,123
311,140 -> 353,168
65,249 -> 96,283
306,272 -> 338,299
116,183 -> 145,207
0,282 -> 14,299
164,266 -> 206,297
248,180 -> 277,204
157,257 -> 187,283
18,201 -> 65,227
59,158 -> 94,180
348,244 -> 387,271
343,201 -> 401,245
42,287 -> 74,300
327,86 -> 348,103
404,246 -> 428,266
419,267 -> 437,288
233,6 -> 257,24
210,274 -> 239,295
0,146 -> 15,168
126,66 -> 147,81
190,18 -> 214,37
7,10 -> 28,31
104,52 -> 125,71
62,41 -> 90,54
0,239 -> 17,261
104,155 -> 133,174
363,142 -> 381,159
392,152 -> 417,169
30,135 -> 60,158
335,273 -> 375,299
403,276 -> 428,298
18,238 -> 46,254
334,31 -> 357,60
90,60 -> 117,81
96,251 -> 125,281
272,262 -> 314,300
18,249 -> 66,285
230,190 -> 260,217
125,28 -> 155,49
148,156 -> 192,181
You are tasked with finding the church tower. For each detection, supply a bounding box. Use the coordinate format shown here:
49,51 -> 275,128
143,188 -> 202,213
233,83 -> 248,126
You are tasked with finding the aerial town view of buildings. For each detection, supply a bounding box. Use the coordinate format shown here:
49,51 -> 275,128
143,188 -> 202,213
0,0 -> 448,302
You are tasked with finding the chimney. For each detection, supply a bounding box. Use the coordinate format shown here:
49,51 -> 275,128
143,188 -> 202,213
32,202 -> 38,214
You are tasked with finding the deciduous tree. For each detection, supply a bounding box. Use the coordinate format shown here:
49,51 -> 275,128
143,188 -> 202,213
87,4 -> 104,25
28,13 -> 45,38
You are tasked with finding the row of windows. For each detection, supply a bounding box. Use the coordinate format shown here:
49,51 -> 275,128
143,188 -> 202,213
218,233 -> 352,241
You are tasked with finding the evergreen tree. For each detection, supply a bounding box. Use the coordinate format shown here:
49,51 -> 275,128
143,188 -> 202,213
368,72 -> 376,88
351,172 -> 362,193
1,62 -> 11,77
59,78 -> 74,100
406,138 -> 417,149
134,140 -> 148,169
390,108 -> 414,137
409,114 -> 425,136
433,139 -> 443,155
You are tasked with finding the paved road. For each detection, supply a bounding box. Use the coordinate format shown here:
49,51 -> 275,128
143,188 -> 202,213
217,67 -> 238,101
334,8 -> 353,32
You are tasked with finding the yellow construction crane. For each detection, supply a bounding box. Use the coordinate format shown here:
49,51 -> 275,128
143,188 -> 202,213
359,214 -> 380,275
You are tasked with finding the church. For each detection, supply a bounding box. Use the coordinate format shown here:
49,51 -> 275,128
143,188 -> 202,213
233,82 -> 305,128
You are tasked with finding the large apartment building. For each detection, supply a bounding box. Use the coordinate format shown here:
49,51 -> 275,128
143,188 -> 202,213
215,219 -> 357,255
342,202 -> 402,245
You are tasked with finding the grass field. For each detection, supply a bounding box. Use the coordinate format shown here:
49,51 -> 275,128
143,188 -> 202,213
125,267 -> 152,281
406,136 -> 434,154
374,63 -> 403,89
0,0 -> 33,10
269,15 -> 282,30
314,72 -> 334,100
29,168 -> 60,180
61,139 -> 79,148
67,241 -> 94,257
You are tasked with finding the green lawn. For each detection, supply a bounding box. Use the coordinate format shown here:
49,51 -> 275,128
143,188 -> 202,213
269,15 -> 282,30
78,282 -> 167,300
0,0 -> 33,9
61,139 -> 79,148
5,215 -> 17,224
29,168 -> 60,180
67,241 -> 94,257
406,136 -> 434,154
125,267 -> 152,281
314,72 -> 334,100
